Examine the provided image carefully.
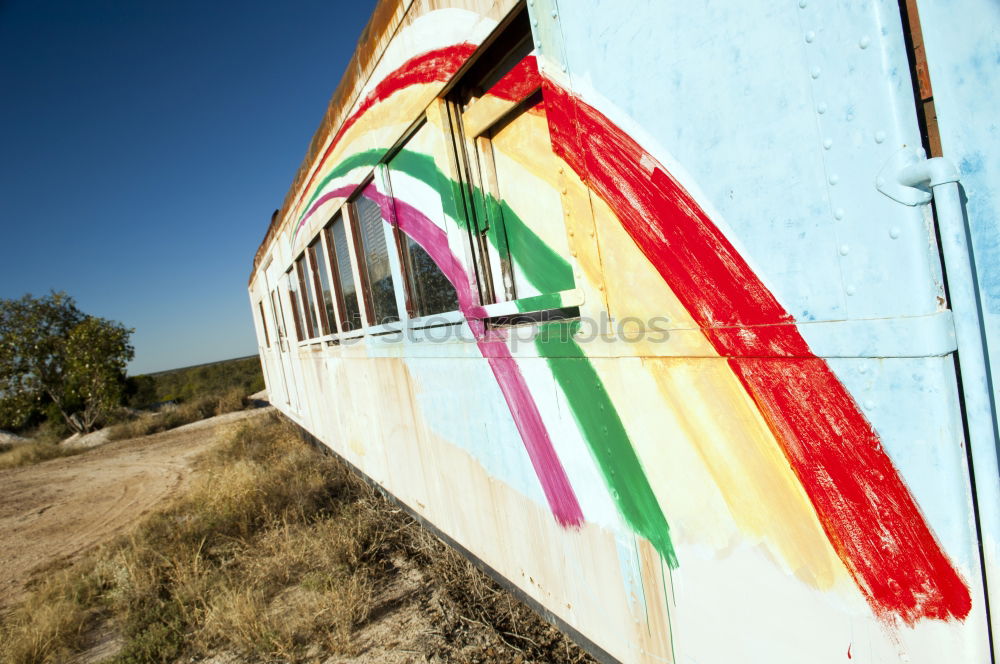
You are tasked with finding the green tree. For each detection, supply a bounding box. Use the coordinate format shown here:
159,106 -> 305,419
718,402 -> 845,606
0,292 -> 134,433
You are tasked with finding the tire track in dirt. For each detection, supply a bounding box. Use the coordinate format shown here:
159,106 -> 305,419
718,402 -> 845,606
0,408 -> 273,609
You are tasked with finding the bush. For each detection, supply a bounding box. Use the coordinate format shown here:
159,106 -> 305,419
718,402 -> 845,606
130,357 -> 264,407
0,441 -> 85,470
107,389 -> 250,442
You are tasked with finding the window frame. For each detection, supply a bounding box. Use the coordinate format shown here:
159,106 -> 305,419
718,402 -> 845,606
306,237 -> 334,336
379,125 -> 465,323
294,255 -> 318,339
327,207 -> 367,337
346,174 -> 406,329
269,288 -> 287,349
284,268 -> 305,342
257,299 -> 271,348
443,12 -> 584,322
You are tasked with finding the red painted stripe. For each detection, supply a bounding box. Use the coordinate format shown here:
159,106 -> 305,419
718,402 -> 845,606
542,80 -> 971,623
485,54 -> 542,103
730,358 -> 972,623
290,43 -> 477,220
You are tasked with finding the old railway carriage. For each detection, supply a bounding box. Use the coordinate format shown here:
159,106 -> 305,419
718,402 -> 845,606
248,1 -> 1000,662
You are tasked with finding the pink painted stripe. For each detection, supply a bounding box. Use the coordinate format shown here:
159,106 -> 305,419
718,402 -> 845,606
317,183 -> 583,527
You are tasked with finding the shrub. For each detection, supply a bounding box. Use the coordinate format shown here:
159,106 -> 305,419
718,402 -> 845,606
0,441 -> 85,470
107,389 -> 252,442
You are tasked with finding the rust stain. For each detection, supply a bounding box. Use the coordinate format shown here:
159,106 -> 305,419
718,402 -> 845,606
636,538 -> 674,662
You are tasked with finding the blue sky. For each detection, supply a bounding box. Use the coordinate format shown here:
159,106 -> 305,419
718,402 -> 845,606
0,0 -> 377,373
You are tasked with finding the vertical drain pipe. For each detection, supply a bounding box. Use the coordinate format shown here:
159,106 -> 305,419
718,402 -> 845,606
898,155 -> 999,653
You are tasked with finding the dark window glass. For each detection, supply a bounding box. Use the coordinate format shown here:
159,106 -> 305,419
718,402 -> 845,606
257,300 -> 271,347
329,213 -> 362,331
385,132 -> 460,318
308,239 -> 335,335
270,290 -> 287,343
399,232 -> 459,317
296,256 -> 319,338
286,270 -> 305,340
354,191 -> 399,325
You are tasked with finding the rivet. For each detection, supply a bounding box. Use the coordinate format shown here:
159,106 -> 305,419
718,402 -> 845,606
834,208 -> 845,220
874,130 -> 886,144
551,10 -> 558,19
829,174 -> 839,185
534,40 -> 542,49
798,0 -> 807,7
558,167 -> 564,174
889,226 -> 901,239
823,138 -> 833,149
859,365 -> 868,374
846,285 -> 857,296
561,63 -> 567,72
863,400 -> 875,411
817,102 -> 827,114
805,31 -> 815,43
561,188 -> 568,195
532,19 -> 538,27
839,244 -> 850,256
859,36 -> 871,49
846,110 -> 855,121
589,230 -> 595,238
811,67 -> 821,79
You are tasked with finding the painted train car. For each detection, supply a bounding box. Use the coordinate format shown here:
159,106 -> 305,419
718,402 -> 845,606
248,1 -> 1000,662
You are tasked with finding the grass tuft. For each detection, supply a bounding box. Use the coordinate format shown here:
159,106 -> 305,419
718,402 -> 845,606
107,387 -> 251,441
0,442 -> 85,470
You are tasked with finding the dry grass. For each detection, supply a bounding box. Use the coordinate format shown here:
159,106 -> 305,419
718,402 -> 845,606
107,387 -> 250,441
0,413 -> 595,664
0,441 -> 86,470
0,387 -> 249,470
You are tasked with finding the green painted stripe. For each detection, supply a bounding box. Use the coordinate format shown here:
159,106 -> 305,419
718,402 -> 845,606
381,150 -> 574,294
535,321 -> 678,567
297,149 -> 385,226
297,146 -> 676,565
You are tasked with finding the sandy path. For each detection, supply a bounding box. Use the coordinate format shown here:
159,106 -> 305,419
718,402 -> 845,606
0,407 -> 273,608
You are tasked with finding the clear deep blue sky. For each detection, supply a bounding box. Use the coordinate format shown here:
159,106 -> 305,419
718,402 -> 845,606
0,0 -> 377,374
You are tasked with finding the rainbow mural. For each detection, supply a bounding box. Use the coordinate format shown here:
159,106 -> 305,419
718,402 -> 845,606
250,3 -> 993,662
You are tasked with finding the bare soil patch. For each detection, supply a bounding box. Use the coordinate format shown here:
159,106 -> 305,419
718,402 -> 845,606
0,407 -> 272,609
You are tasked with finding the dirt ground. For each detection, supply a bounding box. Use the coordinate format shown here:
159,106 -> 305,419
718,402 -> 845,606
0,408 -> 273,610
1,407 -> 590,664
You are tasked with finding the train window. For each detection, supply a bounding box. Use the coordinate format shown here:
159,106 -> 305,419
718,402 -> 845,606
397,222 -> 460,317
451,8 -> 532,109
449,8 -> 576,309
326,211 -> 363,331
270,289 -> 287,345
351,184 -> 400,325
257,300 -> 271,348
307,238 -> 335,335
385,123 -> 460,319
295,255 -> 319,338
285,269 -> 305,341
